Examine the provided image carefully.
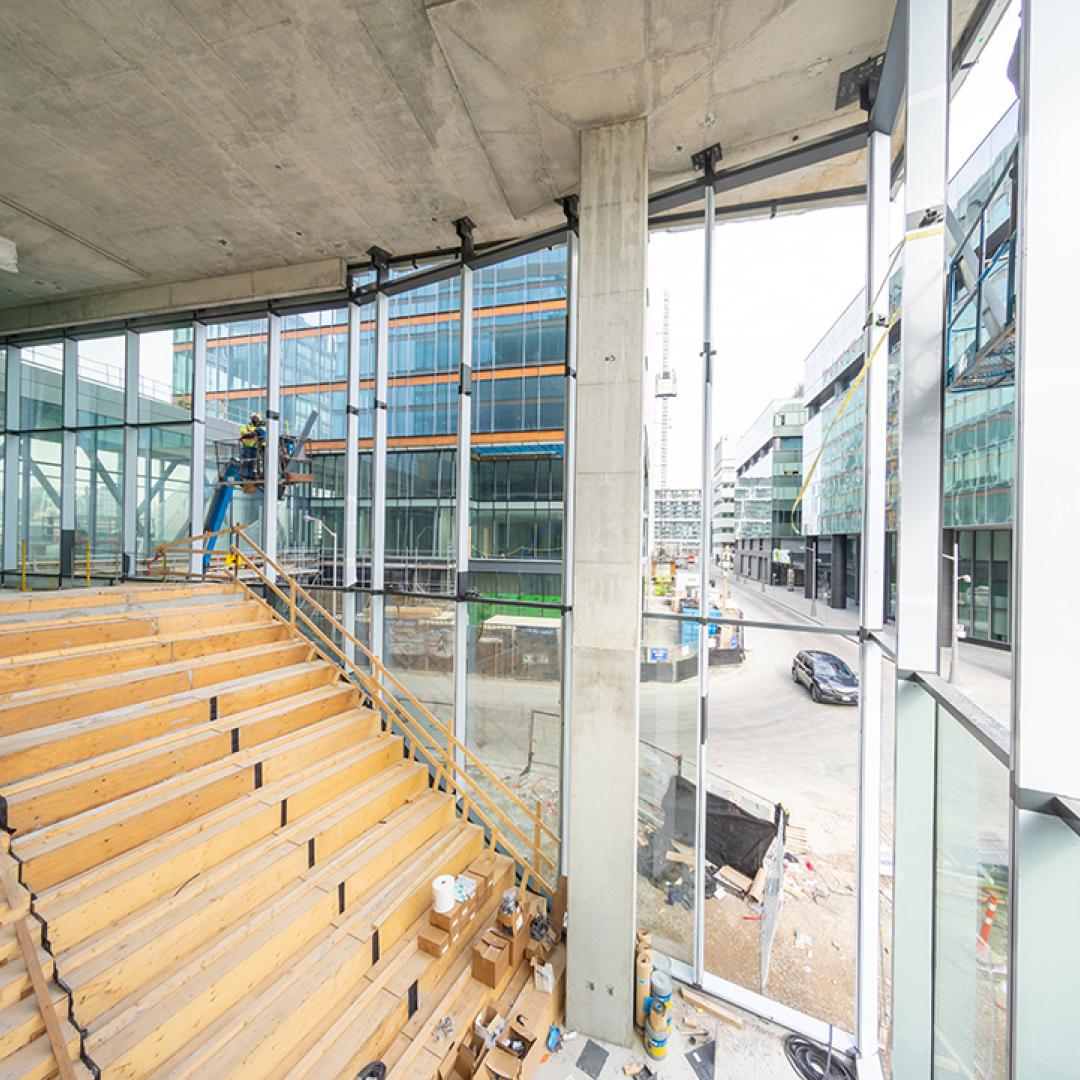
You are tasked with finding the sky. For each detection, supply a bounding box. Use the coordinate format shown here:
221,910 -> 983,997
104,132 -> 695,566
647,0 -> 1022,490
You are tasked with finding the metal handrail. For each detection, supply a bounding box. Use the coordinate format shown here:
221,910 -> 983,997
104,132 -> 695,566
150,525 -> 560,895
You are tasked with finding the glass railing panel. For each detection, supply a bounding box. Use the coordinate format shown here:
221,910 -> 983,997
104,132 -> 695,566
465,599 -> 562,883
931,690 -> 1010,1080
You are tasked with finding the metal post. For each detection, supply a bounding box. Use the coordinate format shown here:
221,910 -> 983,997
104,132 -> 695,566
342,299 -> 363,660
453,218 -> 475,768
189,321 -> 207,575
692,141 -> 720,985
3,347 -> 21,573
559,199 -> 578,878
892,1 -> 950,1076
60,338 -> 77,581
371,254 -> 390,663
122,329 -> 138,577
854,125 -> 890,1077
1011,4 -> 1080,1076
263,311 -> 281,565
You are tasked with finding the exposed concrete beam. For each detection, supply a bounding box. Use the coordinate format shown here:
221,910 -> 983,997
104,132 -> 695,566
0,258 -> 346,337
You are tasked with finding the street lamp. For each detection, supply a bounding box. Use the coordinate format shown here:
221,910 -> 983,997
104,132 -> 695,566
943,540 -> 972,683
303,514 -> 339,617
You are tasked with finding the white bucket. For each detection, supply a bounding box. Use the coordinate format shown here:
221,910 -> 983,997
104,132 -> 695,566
432,874 -> 456,914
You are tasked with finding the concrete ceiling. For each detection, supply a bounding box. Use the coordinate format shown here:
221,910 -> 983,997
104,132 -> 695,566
0,0 -> 985,323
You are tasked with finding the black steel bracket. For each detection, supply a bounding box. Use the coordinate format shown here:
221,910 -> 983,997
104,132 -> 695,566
454,217 -> 476,263
559,194 -> 579,233
367,245 -> 392,289
459,363 -> 472,396
691,142 -> 724,184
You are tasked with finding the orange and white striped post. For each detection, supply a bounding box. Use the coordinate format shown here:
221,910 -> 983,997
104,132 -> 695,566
977,892 -> 999,954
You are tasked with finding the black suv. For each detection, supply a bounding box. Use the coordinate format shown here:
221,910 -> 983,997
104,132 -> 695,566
791,650 -> 859,705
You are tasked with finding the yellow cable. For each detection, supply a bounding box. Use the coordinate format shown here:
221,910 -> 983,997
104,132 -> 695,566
790,308 -> 901,535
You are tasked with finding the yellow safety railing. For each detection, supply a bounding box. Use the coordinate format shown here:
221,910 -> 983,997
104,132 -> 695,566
149,525 -> 561,896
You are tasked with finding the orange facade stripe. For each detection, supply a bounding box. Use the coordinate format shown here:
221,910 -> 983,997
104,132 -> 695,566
181,297 -> 567,349
203,363 -> 566,401
306,429 -> 566,453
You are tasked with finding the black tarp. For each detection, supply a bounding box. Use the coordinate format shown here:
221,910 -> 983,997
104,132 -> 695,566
646,774 -> 780,882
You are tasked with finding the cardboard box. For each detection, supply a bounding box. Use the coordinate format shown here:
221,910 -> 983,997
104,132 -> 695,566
499,1018 -> 541,1077
474,1005 -> 506,1049
524,938 -> 549,965
496,905 -> 524,936
419,924 -> 450,958
468,853 -> 498,899
472,931 -> 510,989
503,917 -> 530,968
479,1047 -> 522,1079
430,903 -> 461,932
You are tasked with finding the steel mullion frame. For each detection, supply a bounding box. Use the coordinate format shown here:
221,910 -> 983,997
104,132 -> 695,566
122,329 -> 139,576
341,301 -> 363,662
453,258 -> 474,771
189,320 -> 207,575
3,347 -> 20,572
694,176 -> 716,986
60,338 -> 77,581
559,221 -> 578,877
263,311 -> 281,563
371,290 -> 389,662
854,127 -> 891,1079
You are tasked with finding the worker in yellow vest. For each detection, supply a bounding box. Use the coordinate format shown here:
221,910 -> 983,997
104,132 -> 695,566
239,413 -> 262,479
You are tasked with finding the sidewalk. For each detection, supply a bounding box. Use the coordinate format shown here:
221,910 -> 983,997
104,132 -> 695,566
724,574 -> 1012,727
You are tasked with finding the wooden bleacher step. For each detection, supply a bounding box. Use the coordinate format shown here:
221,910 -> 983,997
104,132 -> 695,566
0,660 -> 338,790
0,582 -> 559,1080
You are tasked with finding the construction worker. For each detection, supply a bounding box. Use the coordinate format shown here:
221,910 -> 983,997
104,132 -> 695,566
239,412 -> 261,479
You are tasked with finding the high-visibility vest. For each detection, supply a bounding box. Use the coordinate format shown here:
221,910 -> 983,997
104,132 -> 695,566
240,424 -> 257,447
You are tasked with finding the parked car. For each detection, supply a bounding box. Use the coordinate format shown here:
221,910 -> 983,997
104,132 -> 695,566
791,650 -> 859,704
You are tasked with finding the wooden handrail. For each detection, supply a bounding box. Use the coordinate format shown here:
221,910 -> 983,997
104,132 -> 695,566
202,529 -> 560,893
229,528 -> 560,851
228,552 -> 557,880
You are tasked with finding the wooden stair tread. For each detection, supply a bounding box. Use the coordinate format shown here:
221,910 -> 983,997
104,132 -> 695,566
0,641 -> 314,737
14,712 -> 381,892
58,760 -> 429,1023
0,661 -> 336,776
0,1017 -> 87,1080
2,684 -> 359,832
147,832 -> 503,1080
36,734 -> 407,952
86,800 -> 467,1078
0,622 -> 289,694
0,598 -> 267,662
0,583 -> 236,619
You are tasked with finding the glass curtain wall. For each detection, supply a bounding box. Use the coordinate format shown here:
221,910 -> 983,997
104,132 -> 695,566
1,330 -> 196,582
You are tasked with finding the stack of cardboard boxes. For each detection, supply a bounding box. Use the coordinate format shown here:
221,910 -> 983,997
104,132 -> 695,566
437,945 -> 567,1080
419,852 -> 499,960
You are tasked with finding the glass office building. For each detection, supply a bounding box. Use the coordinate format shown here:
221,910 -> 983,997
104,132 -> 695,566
796,105 -> 1018,642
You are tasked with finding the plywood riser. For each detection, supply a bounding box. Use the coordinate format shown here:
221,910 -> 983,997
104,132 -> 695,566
63,762 -> 429,1023
2,685 -> 361,832
0,599 -> 269,660
87,797 -> 462,1079
0,623 -> 289,694
0,642 -> 314,735
35,735 -> 406,955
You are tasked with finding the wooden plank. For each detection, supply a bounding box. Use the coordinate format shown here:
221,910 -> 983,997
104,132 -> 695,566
0,1019 -> 85,1080
0,854 -> 77,1080
4,684 -> 359,833
0,641 -> 312,736
64,763 -> 427,1023
681,985 -> 744,1029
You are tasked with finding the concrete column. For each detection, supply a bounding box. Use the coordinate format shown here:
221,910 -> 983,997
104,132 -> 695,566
566,117 -> 647,1046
